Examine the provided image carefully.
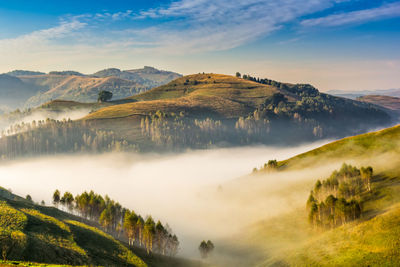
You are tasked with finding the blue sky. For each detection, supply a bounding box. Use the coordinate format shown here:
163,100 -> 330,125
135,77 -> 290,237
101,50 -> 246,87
0,0 -> 399,91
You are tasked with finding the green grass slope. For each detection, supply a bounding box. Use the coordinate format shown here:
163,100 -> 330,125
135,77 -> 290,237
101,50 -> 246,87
0,188 -> 202,267
86,73 -> 282,120
278,124 -> 400,170
223,124 -> 400,266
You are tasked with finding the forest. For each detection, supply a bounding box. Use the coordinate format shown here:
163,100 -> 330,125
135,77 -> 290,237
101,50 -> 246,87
306,164 -> 373,228
0,119 -> 136,160
53,190 -> 179,256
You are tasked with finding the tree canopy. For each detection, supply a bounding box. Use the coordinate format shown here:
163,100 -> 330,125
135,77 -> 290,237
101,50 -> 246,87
98,90 -> 113,102
199,240 -> 214,258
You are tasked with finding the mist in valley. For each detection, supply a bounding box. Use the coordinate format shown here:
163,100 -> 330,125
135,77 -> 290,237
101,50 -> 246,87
0,108 -> 91,136
0,141 -> 335,259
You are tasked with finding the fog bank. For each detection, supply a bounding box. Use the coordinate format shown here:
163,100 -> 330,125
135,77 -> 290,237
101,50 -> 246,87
0,109 -> 90,136
0,141 -> 330,257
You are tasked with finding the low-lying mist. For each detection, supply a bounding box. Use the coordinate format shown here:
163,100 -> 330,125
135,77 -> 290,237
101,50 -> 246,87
0,141 -> 331,258
0,109 -> 91,136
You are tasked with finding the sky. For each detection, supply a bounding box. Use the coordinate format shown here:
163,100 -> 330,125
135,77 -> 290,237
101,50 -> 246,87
0,0 -> 399,91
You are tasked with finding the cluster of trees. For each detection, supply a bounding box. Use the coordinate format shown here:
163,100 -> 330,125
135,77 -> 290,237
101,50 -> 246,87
0,119 -> 136,160
199,240 -> 215,258
53,190 -> 178,255
138,107 -> 331,151
123,210 -> 179,255
140,111 -> 227,148
307,164 -> 373,228
236,72 -> 320,97
252,159 -> 278,173
98,90 -> 113,102
0,229 -> 26,261
0,201 -> 27,261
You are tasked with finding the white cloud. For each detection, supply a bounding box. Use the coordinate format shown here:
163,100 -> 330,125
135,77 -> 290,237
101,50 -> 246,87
0,18 -> 86,53
301,2 -> 400,27
0,0 -> 344,59
133,0 -> 340,53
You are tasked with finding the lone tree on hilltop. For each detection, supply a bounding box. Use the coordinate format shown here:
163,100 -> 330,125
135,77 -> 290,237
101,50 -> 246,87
98,90 -> 113,102
236,72 -> 241,78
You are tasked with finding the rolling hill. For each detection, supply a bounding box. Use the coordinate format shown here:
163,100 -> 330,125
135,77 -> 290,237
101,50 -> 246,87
82,73 -> 391,148
0,187 -> 202,267
22,74 -> 146,107
213,123 -> 400,266
92,66 -> 182,88
328,88 -> 400,100
357,95 -> 400,116
276,123 -> 400,170
0,74 -> 41,109
0,67 -> 181,109
0,73 -> 394,159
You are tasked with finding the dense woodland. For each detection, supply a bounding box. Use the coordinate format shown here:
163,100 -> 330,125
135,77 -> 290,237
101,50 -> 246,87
307,164 -> 373,228
53,190 -> 179,256
0,119 -> 136,159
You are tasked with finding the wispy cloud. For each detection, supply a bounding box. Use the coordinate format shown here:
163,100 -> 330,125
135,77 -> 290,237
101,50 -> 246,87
133,0 -> 339,53
0,18 -> 86,52
301,2 -> 400,27
0,0 -> 344,58
1,0 -> 400,75
3,0 -> 397,57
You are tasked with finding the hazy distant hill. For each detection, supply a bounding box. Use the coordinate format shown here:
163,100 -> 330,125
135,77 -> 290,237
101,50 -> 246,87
0,67 -> 181,108
328,88 -> 400,99
6,70 -> 46,76
357,95 -> 400,113
92,66 -> 182,88
23,74 -> 146,107
48,71 -> 84,76
0,74 -> 41,108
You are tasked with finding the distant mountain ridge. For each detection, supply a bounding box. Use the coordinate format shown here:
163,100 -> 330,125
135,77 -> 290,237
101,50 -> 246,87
6,70 -> 46,76
0,67 -> 182,108
92,66 -> 182,88
357,95 -> 400,117
328,88 -> 400,99
0,74 -> 40,108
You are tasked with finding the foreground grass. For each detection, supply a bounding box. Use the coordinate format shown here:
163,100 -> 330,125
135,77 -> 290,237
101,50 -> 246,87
0,188 -> 201,267
0,260 -> 79,266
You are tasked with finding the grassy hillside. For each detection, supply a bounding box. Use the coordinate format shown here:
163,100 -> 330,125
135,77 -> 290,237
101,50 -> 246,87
0,188 -> 202,267
244,164 -> 400,267
84,74 -> 278,121
86,73 -> 388,123
223,124 -> 400,266
81,73 -> 390,146
277,124 -> 400,170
